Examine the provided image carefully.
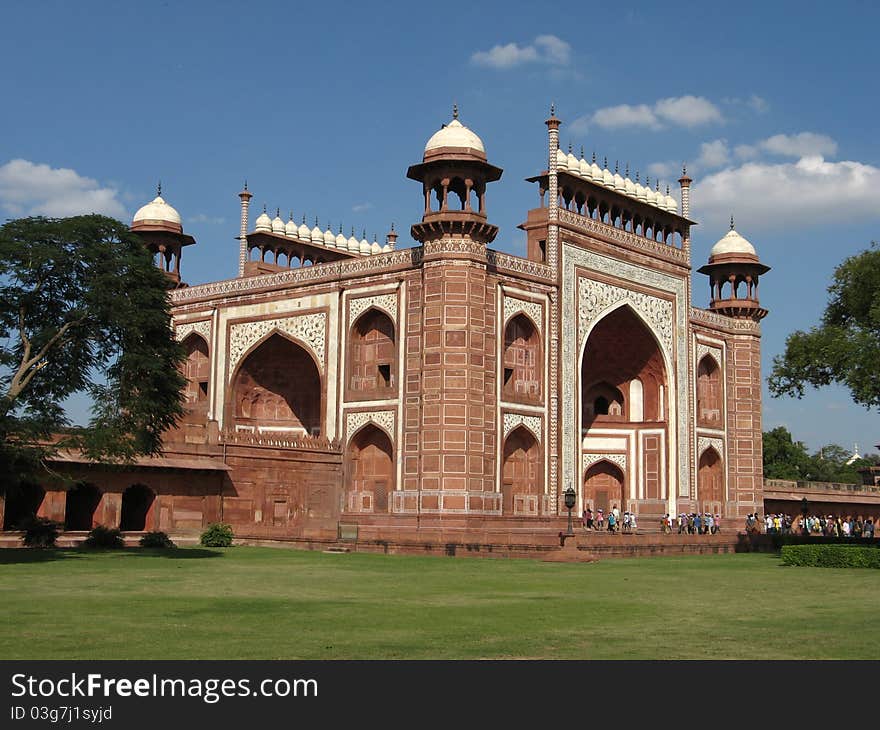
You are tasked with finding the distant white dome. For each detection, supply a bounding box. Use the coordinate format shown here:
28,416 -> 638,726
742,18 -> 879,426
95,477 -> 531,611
285,214 -> 298,236
323,226 -> 336,247
297,218 -> 311,240
310,222 -> 323,243
425,118 -> 485,154
335,229 -> 347,248
254,207 -> 272,232
556,147 -> 568,170
359,238 -> 371,255
133,195 -> 181,227
348,233 -> 360,253
271,211 -> 285,234
710,228 -> 757,257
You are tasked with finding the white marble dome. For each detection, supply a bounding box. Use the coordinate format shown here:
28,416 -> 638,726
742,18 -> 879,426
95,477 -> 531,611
323,226 -> 336,247
298,218 -> 311,240
285,214 -> 298,236
255,207 -> 272,232
425,118 -> 485,154
271,211 -> 285,234
133,195 -> 182,227
710,227 -> 757,257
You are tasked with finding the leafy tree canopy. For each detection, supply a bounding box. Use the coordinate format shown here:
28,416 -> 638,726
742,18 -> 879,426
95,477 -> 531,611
768,242 -> 880,409
763,426 -> 876,484
0,215 -> 185,485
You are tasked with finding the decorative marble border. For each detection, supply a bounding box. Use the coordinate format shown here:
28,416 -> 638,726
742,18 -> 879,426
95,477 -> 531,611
698,436 -> 724,458
349,293 -> 398,324
691,307 -> 760,333
578,279 -> 673,355
562,244 -> 690,502
696,343 -> 722,367
582,452 -> 627,471
346,410 -> 395,442
503,297 -> 543,335
502,413 -> 542,442
175,320 -> 211,345
227,312 -> 326,382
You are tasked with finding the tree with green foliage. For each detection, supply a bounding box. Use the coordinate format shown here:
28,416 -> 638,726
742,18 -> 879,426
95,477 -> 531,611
0,215 -> 185,487
769,242 -> 880,409
762,426 -> 810,480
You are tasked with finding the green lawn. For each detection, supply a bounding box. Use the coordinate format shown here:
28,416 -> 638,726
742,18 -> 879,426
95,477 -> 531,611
1,547 -> 877,659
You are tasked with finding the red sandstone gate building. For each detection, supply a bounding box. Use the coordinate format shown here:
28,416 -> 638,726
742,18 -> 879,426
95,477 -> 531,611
1,110 -> 775,544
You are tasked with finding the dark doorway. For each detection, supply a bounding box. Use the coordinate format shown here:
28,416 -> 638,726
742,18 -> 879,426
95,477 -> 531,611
120,484 -> 156,531
65,483 -> 102,531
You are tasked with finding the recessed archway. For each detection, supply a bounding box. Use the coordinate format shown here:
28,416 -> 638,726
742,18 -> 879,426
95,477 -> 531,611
583,461 -> 625,516
501,426 -> 542,515
502,314 -> 542,402
120,484 -> 156,531
697,355 -> 722,428
698,448 -> 724,511
346,424 -> 394,513
232,333 -> 322,436
65,483 -> 102,531
182,333 -> 210,408
349,309 -> 396,394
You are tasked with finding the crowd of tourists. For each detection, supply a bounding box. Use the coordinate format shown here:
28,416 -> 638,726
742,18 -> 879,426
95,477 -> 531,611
744,512 -> 877,538
581,506 -> 638,533
656,513 -> 722,534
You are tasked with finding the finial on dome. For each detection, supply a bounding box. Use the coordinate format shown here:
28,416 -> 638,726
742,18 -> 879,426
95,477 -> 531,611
391,222 -> 395,231
656,180 -> 660,191
568,142 -> 572,153
362,229 -> 366,239
157,181 -> 162,197
615,160 -> 619,173
580,146 -> 585,158
730,215 -> 735,230
315,216 -> 319,226
683,164 -> 687,176
453,103 -> 459,120
263,203 -> 267,213
666,184 -> 670,195
289,210 -> 293,220
244,179 -> 248,191
302,214 -> 306,224
339,223 -> 343,233
550,102 -> 555,116
603,156 -> 608,168
635,171 -> 640,183
592,151 -> 596,163
625,163 -> 630,177
351,227 -> 355,236
276,208 -> 281,217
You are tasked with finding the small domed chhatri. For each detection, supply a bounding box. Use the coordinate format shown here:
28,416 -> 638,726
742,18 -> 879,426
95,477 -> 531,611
423,105 -> 486,159
129,184 -> 194,288
709,222 -> 757,260
132,186 -> 182,232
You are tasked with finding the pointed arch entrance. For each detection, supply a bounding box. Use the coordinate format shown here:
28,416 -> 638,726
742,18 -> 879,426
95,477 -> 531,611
348,308 -> 396,396
583,461 -> 625,516
581,304 -> 668,503
231,332 -> 322,435
698,448 -> 724,513
182,333 -> 210,409
501,426 -> 541,515
3,483 -> 45,530
346,424 -> 394,513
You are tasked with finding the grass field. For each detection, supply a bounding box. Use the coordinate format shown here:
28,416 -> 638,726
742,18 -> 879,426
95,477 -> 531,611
1,546 -> 878,659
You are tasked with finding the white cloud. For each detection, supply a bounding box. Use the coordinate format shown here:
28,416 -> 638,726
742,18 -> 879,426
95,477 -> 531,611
0,159 -> 127,219
647,161 -> 676,179
759,132 -> 838,158
588,95 -> 722,131
734,143 -> 759,160
748,95 -> 769,113
693,155 -> 880,230
654,95 -> 723,127
189,213 -> 225,224
471,35 -> 570,69
697,139 -> 730,169
592,104 -> 659,130
352,202 -> 373,213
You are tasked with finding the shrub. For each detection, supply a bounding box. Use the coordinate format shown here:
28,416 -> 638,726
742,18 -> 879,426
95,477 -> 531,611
22,517 -> 61,548
84,525 -> 125,549
200,522 -> 234,547
781,544 -> 880,569
139,531 -> 176,549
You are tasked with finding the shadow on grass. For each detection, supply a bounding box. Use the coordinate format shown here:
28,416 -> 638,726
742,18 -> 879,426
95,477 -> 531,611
0,546 -> 223,564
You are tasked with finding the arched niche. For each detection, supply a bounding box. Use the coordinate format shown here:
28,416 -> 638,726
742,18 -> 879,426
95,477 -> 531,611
501,426 -> 542,516
583,461 -> 625,516
697,355 -> 723,428
120,484 -> 156,532
502,313 -> 542,403
181,333 -> 210,408
348,308 -> 396,396
65,483 -> 102,531
346,424 -> 394,513
698,447 -> 724,510
581,305 -> 667,433
231,332 -> 322,436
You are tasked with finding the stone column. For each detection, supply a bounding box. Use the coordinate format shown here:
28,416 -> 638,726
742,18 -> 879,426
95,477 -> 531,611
238,185 -> 253,277
545,107 -> 561,512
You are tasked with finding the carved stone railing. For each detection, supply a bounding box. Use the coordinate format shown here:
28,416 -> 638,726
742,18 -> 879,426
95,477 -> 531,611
558,209 -> 690,265
690,307 -> 761,333
171,248 -> 423,304
487,250 -> 555,281
221,430 -> 342,452
764,479 -> 880,496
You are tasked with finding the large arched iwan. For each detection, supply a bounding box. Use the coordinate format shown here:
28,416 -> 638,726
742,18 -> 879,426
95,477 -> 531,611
581,305 -> 667,500
231,332 -> 322,436
346,424 -> 394,513
501,425 -> 542,515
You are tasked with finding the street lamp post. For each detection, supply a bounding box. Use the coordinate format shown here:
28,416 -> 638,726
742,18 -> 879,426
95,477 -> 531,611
564,485 -> 576,537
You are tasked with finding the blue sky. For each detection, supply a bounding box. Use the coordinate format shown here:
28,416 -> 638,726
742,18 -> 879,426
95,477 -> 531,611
1,0 -> 878,455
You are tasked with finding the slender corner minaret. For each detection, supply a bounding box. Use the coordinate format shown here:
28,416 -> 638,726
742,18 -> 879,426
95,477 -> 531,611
678,165 -> 692,254
545,103 -> 561,271
385,222 -> 398,250
238,181 -> 253,277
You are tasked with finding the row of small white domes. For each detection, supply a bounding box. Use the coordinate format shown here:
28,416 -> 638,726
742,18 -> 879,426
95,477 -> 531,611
254,209 -> 391,255
556,148 -> 679,214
